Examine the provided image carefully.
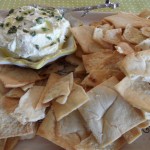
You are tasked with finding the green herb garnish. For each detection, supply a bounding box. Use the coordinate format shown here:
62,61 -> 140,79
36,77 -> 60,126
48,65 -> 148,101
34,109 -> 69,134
23,12 -> 28,15
23,29 -> 29,33
0,23 -> 4,28
16,16 -> 24,21
7,26 -> 17,34
46,36 -> 52,40
50,42 -> 56,46
42,27 -> 49,32
49,12 -> 54,17
42,12 -> 47,15
55,16 -> 63,21
8,9 -> 14,15
30,31 -> 36,36
57,38 -> 60,42
35,17 -> 43,24
5,22 -> 10,27
34,44 -> 39,50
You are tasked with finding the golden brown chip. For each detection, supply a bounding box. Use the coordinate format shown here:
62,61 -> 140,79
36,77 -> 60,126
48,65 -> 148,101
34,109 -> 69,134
21,83 -> 34,91
104,12 -> 150,28
141,27 -> 150,37
5,88 -> 25,98
75,134 -> 126,150
82,51 -> 123,73
135,38 -> 150,51
103,28 -> 122,45
115,76 -> 150,112
53,83 -> 89,121
123,24 -> 146,44
0,139 -> 6,150
123,127 -> 142,144
139,9 -> 150,19
11,86 -> 45,125
71,25 -> 105,53
119,50 -> 150,81
138,121 -> 150,129
115,42 -> 134,55
75,44 -> 85,58
0,65 -> 41,88
4,137 -> 20,150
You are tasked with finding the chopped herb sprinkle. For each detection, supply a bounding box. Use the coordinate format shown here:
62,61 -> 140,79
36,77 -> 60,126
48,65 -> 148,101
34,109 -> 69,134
23,12 -> 28,15
35,17 -> 43,24
16,16 -> 24,21
23,29 -> 29,33
55,16 -> 63,21
0,23 -> 4,28
50,42 -> 56,46
57,38 -> 60,42
35,44 -> 39,50
5,22 -> 10,27
7,26 -> 17,34
42,12 -> 47,15
42,27 -> 49,32
46,36 -> 52,40
30,31 -> 36,36
8,9 -> 14,15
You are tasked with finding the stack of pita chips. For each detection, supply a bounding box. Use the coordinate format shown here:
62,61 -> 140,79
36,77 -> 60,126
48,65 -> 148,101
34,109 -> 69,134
1,9 -> 150,150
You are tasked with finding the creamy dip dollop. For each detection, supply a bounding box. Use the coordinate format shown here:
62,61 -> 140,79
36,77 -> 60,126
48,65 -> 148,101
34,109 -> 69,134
0,6 -> 71,61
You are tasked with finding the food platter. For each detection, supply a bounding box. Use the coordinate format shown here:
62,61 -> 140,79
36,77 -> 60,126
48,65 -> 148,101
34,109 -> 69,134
9,11 -> 150,150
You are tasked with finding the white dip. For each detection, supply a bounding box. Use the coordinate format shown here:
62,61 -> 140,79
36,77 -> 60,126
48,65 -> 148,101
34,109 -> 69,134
0,6 -> 71,61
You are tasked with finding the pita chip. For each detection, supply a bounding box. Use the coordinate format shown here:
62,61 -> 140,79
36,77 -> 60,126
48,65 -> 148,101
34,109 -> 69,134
104,12 -> 150,28
82,51 -> 123,73
5,88 -> 25,98
103,28 -> 122,45
11,86 -> 45,125
115,76 -> 150,112
21,83 -> 34,91
138,121 -> 150,129
37,109 -> 89,150
139,9 -> 150,19
0,139 -> 6,150
115,42 -> 134,55
75,134 -> 126,150
123,127 -> 142,144
135,38 -> 150,51
0,65 -> 41,88
123,24 -> 146,44
119,50 -> 150,81
53,83 -> 89,121
141,27 -> 150,37
71,26 -> 105,53
43,73 -> 73,104
4,137 -> 20,150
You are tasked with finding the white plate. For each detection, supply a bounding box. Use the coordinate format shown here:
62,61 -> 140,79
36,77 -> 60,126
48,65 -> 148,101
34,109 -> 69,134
2,11 -> 148,150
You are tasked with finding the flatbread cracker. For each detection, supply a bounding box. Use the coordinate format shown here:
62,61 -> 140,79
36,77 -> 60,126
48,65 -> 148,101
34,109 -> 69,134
21,83 -> 34,91
119,50 -> 150,81
138,121 -> 150,129
5,88 -> 25,98
0,65 -> 41,88
4,137 -> 20,150
123,24 -> 146,44
0,139 -> 6,150
115,42 -> 134,55
82,51 -> 123,73
53,83 -> 89,121
71,26 -> 105,53
123,127 -> 142,144
11,86 -> 45,125
141,27 -> 150,37
104,12 -> 150,28
75,134 -> 126,150
103,28 -> 122,45
135,38 -> 150,51
139,9 -> 150,19
115,76 -> 150,112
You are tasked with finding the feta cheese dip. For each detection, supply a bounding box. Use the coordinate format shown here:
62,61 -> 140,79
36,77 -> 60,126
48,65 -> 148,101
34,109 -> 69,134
0,6 -> 71,61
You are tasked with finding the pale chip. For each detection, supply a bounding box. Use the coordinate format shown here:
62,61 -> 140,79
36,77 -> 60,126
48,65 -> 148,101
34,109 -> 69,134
115,42 -> 134,55
103,28 -> 122,45
123,24 -> 146,44
71,25 -> 105,53
0,65 -> 41,88
43,73 -> 73,104
123,127 -> 142,144
11,86 -> 45,125
115,76 -> 150,112
4,137 -> 20,150
104,12 -> 150,28
135,38 -> 150,51
141,27 -> 150,37
6,88 -> 25,98
119,50 -> 150,81
53,83 -> 89,121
